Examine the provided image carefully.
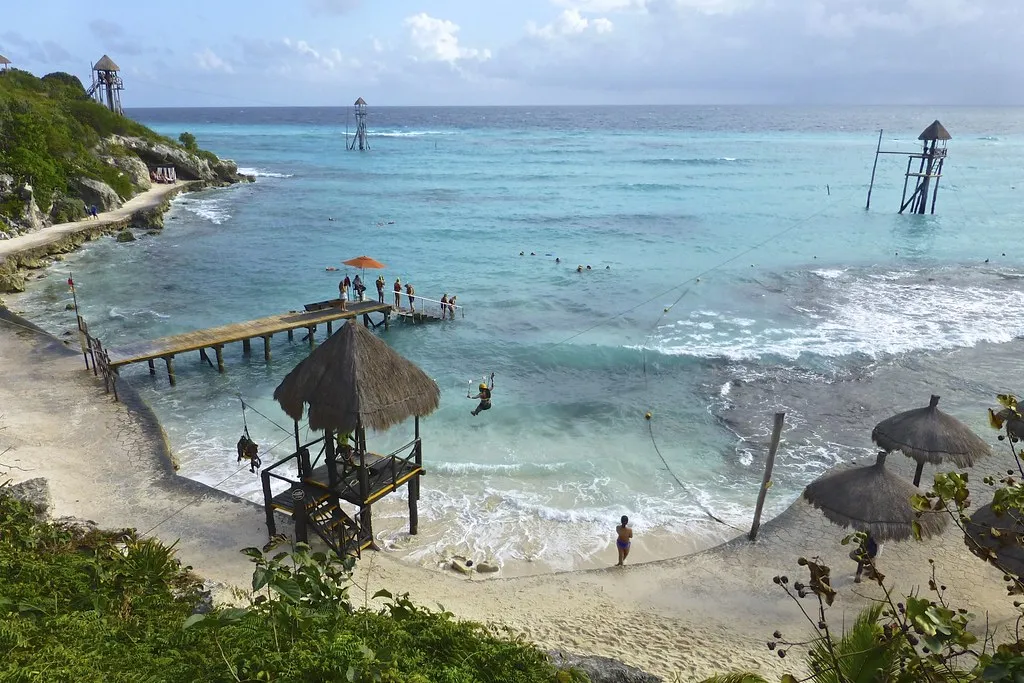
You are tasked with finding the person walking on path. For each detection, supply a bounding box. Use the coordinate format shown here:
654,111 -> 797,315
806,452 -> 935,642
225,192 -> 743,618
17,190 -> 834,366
853,534 -> 880,583
615,515 -> 633,566
376,276 -> 385,303
393,278 -> 402,309
406,283 -> 416,313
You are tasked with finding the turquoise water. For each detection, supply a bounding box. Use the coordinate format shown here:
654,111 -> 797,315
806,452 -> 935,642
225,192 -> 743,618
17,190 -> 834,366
12,106 -> 1024,571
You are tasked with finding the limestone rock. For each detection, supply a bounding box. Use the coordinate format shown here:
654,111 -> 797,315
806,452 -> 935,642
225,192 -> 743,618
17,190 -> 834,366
0,271 -> 27,293
110,135 -> 243,184
71,177 -> 123,212
548,651 -> 662,683
106,154 -> 152,191
6,478 -> 52,520
52,516 -> 100,538
115,229 -> 136,242
476,562 -> 500,573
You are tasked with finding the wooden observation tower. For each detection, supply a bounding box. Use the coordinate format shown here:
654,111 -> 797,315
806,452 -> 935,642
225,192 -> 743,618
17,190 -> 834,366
0,55 -> 10,73
262,321 -> 439,557
88,55 -> 124,115
348,97 -> 369,151
865,120 -> 951,215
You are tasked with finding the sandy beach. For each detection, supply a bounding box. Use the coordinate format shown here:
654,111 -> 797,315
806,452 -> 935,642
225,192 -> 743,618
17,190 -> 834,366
1,300 -> 1019,680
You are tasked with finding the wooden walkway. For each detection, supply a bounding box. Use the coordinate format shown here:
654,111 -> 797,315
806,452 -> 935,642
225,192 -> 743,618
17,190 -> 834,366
106,300 -> 392,384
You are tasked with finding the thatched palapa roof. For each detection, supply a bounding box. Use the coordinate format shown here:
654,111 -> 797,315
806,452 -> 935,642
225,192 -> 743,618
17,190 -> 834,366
94,54 -> 120,72
872,395 -> 990,467
273,321 -> 439,433
918,120 -> 951,141
965,502 -> 1024,577
0,55 -> 10,65
802,452 -> 948,542
354,97 -> 367,106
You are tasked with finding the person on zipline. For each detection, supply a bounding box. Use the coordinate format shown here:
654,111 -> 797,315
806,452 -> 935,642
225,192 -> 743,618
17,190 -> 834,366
470,374 -> 494,416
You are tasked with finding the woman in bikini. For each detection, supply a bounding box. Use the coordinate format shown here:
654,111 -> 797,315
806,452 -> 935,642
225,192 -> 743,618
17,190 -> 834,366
616,515 -> 633,566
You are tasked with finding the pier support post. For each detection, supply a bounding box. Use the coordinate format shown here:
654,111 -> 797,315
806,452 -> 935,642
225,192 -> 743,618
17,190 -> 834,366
327,320 -> 333,336
147,359 -> 155,376
263,335 -> 272,362
307,327 -> 316,349
242,338 -> 251,355
288,329 -> 294,341
384,311 -> 390,330
164,356 -> 176,386
215,345 -> 224,373
748,412 -> 786,542
363,313 -> 370,328
409,476 -> 419,535
199,348 -> 214,368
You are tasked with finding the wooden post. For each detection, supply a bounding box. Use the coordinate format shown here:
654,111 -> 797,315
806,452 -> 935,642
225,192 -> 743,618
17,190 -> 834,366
262,470 -> 277,536
263,335 -> 271,362
292,488 -> 308,544
409,476 -> 419,535
293,420 -> 301,458
363,314 -> 370,328
930,156 -> 945,214
242,338 -> 251,355
199,348 -> 213,368
384,311 -> 390,330
899,156 -> 913,213
288,329 -> 294,341
147,359 -> 155,375
215,345 -> 224,373
165,356 -> 176,386
865,128 -> 883,210
307,326 -> 316,349
748,412 -> 786,541
109,356 -> 119,402
327,320 -> 333,336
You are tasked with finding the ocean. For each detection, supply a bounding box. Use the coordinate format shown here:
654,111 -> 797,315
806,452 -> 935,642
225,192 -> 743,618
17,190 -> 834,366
10,105 -> 1024,573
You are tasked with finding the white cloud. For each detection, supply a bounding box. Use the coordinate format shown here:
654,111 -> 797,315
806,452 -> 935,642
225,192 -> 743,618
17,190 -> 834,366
403,13 -> 491,63
553,0 -> 748,14
282,37 -> 355,70
528,9 -> 614,38
194,48 -> 234,74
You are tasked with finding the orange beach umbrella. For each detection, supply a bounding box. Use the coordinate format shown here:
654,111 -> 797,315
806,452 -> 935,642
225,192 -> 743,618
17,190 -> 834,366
343,255 -> 386,270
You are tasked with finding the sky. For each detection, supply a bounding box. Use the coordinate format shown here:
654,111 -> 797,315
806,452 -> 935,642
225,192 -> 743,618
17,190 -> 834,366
1,0 -> 1022,107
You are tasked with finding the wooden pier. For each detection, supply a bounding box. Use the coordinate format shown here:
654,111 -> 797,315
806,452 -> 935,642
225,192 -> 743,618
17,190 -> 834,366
105,300 -> 392,385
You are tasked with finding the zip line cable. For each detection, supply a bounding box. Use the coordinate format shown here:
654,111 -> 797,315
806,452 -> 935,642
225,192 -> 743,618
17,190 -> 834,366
631,185 -> 862,533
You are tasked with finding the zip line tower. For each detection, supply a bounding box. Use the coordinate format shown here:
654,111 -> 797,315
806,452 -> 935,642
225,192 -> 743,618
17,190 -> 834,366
348,97 -> 369,151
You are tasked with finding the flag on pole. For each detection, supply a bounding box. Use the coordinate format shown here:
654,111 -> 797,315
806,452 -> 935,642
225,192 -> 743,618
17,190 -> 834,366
68,276 -> 74,291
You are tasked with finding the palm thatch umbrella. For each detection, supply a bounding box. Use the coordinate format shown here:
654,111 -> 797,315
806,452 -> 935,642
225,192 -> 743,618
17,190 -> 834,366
803,452 -> 948,543
964,502 -> 1024,578
872,395 -> 991,486
273,320 -> 439,434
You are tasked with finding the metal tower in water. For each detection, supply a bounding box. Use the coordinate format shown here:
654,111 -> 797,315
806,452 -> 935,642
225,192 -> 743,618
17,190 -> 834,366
89,55 -> 124,115
865,120 -> 951,214
348,97 -> 369,151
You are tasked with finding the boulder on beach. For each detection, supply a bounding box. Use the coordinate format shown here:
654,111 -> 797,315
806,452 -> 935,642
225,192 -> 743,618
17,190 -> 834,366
549,650 -> 662,683
116,229 -> 136,243
476,561 -> 499,574
70,177 -> 123,212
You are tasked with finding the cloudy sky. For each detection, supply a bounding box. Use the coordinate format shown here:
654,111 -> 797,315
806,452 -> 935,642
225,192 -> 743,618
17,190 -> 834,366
2,0 -> 1021,107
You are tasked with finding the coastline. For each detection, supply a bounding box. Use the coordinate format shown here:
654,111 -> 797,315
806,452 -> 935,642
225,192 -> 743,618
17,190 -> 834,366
0,181 -> 196,297
2,297 -> 1020,679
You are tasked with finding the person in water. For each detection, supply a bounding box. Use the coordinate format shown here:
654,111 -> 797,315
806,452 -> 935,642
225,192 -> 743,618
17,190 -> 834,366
393,278 -> 402,309
470,375 -> 493,416
616,515 -> 633,566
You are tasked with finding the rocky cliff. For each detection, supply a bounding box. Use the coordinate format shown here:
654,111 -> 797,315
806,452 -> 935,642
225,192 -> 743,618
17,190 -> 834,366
0,68 -> 248,240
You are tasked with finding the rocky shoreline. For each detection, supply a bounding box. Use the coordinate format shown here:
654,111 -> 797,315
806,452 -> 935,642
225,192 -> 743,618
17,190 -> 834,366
0,177 -> 246,299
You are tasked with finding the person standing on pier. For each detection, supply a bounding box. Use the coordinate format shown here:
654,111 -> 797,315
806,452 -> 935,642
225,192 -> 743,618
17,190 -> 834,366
393,278 -> 402,309
376,276 -> 385,303
338,278 -> 349,312
440,294 -> 448,317
353,274 -> 363,301
448,294 -> 457,319
406,283 -> 416,312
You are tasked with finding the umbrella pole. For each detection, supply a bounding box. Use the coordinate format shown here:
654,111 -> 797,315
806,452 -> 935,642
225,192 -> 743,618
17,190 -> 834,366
913,461 -> 925,487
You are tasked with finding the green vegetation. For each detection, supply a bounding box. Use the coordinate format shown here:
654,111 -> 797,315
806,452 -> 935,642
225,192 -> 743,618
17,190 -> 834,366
0,486 -> 585,682
703,394 -> 1024,683
0,68 -> 176,223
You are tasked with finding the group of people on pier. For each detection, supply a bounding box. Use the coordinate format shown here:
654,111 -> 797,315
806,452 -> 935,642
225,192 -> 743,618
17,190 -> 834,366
336,274 -> 457,320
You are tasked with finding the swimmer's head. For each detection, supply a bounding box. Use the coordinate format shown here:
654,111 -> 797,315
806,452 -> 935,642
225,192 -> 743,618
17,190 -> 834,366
621,515 -> 628,526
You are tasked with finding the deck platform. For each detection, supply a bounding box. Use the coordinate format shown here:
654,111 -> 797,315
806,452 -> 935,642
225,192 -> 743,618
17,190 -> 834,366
105,300 -> 392,382
268,454 -> 423,510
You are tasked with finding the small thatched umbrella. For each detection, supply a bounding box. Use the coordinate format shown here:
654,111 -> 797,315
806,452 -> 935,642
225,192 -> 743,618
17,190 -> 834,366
872,394 -> 991,486
964,502 -> 1024,578
273,320 -> 439,434
803,452 -> 948,543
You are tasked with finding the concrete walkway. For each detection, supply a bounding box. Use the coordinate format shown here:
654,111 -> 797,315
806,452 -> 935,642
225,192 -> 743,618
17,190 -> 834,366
0,182 -> 190,260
